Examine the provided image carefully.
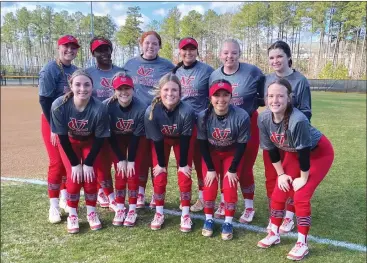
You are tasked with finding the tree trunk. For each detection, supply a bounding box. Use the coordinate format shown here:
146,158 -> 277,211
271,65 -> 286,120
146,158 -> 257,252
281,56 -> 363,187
332,23 -> 342,66
358,30 -> 366,77
351,29 -> 360,78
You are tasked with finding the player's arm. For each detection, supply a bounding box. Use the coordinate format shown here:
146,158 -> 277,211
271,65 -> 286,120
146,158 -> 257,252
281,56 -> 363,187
39,67 -> 58,124
297,78 -> 312,121
255,73 -> 266,107
179,109 -> 195,167
293,120 -> 312,182
128,110 -> 145,162
108,133 -> 126,161
197,112 -> 215,171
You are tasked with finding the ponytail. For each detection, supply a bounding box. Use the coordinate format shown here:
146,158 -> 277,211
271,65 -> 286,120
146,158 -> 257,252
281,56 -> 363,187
283,104 -> 293,131
149,96 -> 162,120
107,94 -> 118,105
172,61 -> 184,74
202,102 -> 213,128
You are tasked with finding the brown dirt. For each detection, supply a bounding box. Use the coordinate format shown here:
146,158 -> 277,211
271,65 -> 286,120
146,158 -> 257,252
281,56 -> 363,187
1,86 -> 48,179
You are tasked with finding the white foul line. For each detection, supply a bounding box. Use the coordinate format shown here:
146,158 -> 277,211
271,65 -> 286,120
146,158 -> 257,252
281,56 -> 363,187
1,176 -> 366,253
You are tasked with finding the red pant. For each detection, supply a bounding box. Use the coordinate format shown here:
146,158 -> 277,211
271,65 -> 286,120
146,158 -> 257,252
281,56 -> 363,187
202,149 -> 246,217
95,141 -> 114,196
270,135 -> 334,235
239,111 -> 259,200
58,137 -> 100,208
151,134 -> 196,207
111,135 -> 144,205
41,114 -> 66,198
137,137 -> 153,189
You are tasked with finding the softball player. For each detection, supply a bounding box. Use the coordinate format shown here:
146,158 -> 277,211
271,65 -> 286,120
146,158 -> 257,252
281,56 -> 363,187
103,72 -> 146,227
144,73 -> 196,232
39,35 -> 79,223
51,69 -> 110,234
85,37 -> 124,209
124,31 -> 175,209
263,40 -> 312,233
257,78 -> 334,261
209,39 -> 265,223
173,37 -> 214,212
198,79 -> 250,240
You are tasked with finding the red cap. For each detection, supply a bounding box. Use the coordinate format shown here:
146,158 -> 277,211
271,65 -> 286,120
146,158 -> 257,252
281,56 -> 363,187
90,39 -> 112,53
209,82 -> 232,97
179,38 -> 198,49
57,35 -> 80,48
112,75 -> 134,89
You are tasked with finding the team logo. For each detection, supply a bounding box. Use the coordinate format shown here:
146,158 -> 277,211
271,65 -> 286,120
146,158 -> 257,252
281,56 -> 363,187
116,118 -> 134,132
212,128 -> 231,140
137,66 -> 154,77
68,118 -> 88,131
161,124 -> 177,135
67,36 -> 75,41
100,77 -> 112,88
270,132 -> 286,145
180,76 -> 195,88
218,82 -> 224,87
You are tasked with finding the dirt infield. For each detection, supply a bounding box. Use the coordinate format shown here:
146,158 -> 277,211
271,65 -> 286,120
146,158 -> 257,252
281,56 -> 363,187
1,86 -> 48,179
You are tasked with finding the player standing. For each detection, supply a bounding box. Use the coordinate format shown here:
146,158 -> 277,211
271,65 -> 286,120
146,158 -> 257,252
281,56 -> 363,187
198,79 -> 251,240
103,72 -> 146,227
209,39 -> 265,223
263,40 -> 312,233
173,37 -> 214,212
39,35 -> 79,223
144,73 -> 196,232
124,31 -> 175,209
51,69 -> 110,234
257,78 -> 334,261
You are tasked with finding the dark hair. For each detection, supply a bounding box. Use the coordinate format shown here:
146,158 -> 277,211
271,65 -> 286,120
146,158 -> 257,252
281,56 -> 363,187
89,36 -> 113,54
108,70 -> 131,104
140,31 -> 162,47
267,78 -> 293,131
172,61 -> 184,74
268,40 -> 292,68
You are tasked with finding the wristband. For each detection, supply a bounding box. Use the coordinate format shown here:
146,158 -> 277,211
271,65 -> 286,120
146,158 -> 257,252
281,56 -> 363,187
278,173 -> 285,176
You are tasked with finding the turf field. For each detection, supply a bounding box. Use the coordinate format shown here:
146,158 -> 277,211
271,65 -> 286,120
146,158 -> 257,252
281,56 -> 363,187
1,91 -> 366,263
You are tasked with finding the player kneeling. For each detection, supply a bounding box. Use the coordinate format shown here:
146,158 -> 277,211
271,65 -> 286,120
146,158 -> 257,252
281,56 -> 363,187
51,70 -> 110,233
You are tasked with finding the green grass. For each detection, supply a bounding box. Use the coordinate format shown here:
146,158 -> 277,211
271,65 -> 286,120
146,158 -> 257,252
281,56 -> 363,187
1,91 -> 366,263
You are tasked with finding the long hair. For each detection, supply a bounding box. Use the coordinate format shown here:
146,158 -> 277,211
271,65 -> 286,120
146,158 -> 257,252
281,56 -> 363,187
108,70 -> 131,105
268,40 -> 292,68
267,78 -> 293,131
148,72 -> 181,120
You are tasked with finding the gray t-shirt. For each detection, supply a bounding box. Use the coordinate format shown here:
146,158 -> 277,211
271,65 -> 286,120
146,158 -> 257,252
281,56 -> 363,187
144,101 -> 195,141
39,60 -> 78,98
175,61 -> 214,115
258,108 -> 322,152
209,63 -> 264,116
123,56 -> 175,106
197,104 -> 251,151
103,97 -> 146,136
51,96 -> 110,139
264,70 -> 312,119
85,65 -> 124,102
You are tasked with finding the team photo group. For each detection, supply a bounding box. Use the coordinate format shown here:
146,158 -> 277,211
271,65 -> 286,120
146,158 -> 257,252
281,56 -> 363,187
40,31 -> 334,261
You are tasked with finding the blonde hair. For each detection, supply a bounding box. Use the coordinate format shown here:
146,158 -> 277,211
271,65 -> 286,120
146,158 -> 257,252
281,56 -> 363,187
220,38 -> 242,55
108,70 -> 131,105
148,72 -> 181,120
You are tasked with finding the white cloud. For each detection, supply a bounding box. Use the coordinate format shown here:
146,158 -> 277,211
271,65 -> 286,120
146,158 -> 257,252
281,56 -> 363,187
140,14 -> 151,30
177,4 -> 205,18
112,3 -> 126,11
153,8 -> 167,17
115,15 -> 128,27
210,2 -> 243,14
1,2 -> 38,25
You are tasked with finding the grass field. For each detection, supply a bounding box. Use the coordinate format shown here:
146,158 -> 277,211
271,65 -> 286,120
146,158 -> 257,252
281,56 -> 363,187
1,91 -> 366,263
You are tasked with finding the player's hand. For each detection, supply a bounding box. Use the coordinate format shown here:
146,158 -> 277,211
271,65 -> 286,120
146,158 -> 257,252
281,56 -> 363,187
126,162 -> 135,178
278,174 -> 293,192
50,132 -> 58,147
178,165 -> 192,178
224,171 -> 238,188
83,164 -> 95,183
152,164 -> 166,177
116,160 -> 127,178
71,164 -> 83,184
204,171 -> 218,187
292,177 -> 307,191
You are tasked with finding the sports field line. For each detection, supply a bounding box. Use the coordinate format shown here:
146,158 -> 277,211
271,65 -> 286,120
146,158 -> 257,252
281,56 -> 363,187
2,176 -> 366,253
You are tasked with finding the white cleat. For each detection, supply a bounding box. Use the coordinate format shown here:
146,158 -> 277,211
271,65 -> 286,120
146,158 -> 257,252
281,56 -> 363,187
136,194 -> 145,209
257,231 -> 281,248
49,206 -> 61,224
287,242 -> 309,261
280,217 -> 295,233
150,213 -> 164,230
97,192 -> 109,208
239,208 -> 255,223
67,215 -> 79,234
87,212 -> 102,231
112,209 -> 126,226
59,198 -> 69,214
123,210 -> 138,227
180,215 -> 193,232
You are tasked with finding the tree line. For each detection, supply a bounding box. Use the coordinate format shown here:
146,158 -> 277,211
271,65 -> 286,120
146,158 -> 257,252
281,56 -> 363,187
1,2 -> 366,80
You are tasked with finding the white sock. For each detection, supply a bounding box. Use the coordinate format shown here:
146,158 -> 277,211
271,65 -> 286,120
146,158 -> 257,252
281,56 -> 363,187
129,204 -> 136,212
117,203 -> 125,210
271,223 -> 280,234
285,211 -> 294,219
50,198 -> 59,208
220,193 -> 224,203
181,206 -> 190,216
297,233 -> 307,244
68,207 -> 78,216
138,186 -> 145,195
244,199 -> 254,209
86,205 -> 96,215
224,216 -> 233,224
60,189 -> 67,199
205,214 -> 213,220
198,190 -> 203,201
156,206 -> 164,215
108,193 -> 115,203
98,188 -> 104,195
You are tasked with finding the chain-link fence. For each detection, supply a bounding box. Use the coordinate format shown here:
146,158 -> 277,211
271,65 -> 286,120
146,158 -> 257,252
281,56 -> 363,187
309,79 -> 367,93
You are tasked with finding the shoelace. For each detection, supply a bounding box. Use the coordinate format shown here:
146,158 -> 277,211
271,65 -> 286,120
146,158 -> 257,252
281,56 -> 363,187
291,242 -> 305,253
153,214 -> 162,223
99,193 -> 109,203
244,209 -> 253,218
88,212 -> 98,223
125,211 -> 135,220
116,210 -> 125,218
69,215 -> 78,225
182,216 -> 192,226
282,218 -> 292,227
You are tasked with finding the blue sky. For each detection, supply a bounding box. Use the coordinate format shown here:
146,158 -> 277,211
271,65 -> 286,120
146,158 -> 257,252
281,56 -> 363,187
1,1 -> 244,28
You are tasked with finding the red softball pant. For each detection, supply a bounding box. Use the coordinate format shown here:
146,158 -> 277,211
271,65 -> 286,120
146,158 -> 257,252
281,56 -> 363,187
95,140 -> 114,196
111,135 -> 145,205
270,135 -> 334,235
151,133 -> 196,207
137,137 -> 153,189
202,149 -> 246,217
58,137 -> 100,209
239,110 -> 259,200
41,114 -> 67,198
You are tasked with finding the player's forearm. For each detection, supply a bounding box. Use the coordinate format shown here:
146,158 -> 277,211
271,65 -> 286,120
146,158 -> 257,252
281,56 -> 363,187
127,135 -> 140,162
272,161 -> 285,176
179,135 -> 191,167
198,139 -> 215,171
58,135 -> 80,166
153,139 -> 166,167
228,142 -> 247,173
84,137 -> 105,166
297,147 -> 311,180
39,95 -> 54,124
108,134 -> 126,161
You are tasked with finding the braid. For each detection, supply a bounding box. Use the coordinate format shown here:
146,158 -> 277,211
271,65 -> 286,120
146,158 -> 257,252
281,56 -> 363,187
149,96 -> 161,120
172,61 -> 184,74
108,94 -> 118,105
283,104 -> 293,131
202,103 -> 213,128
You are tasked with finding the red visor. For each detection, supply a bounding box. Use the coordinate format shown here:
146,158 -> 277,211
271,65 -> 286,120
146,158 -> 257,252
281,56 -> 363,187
112,75 -> 134,89
90,39 -> 112,53
57,35 -> 80,48
179,38 -> 198,49
209,82 -> 232,97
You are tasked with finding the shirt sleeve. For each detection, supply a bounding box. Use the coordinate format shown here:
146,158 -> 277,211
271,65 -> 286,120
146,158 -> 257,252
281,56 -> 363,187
291,120 -> 312,150
296,79 -> 312,121
51,103 -> 68,135
39,65 -> 58,97
181,108 -> 195,136
258,115 -> 276,150
133,110 -> 145,136
95,106 -> 111,138
196,112 -> 207,140
144,107 -> 164,141
237,114 -> 251,143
